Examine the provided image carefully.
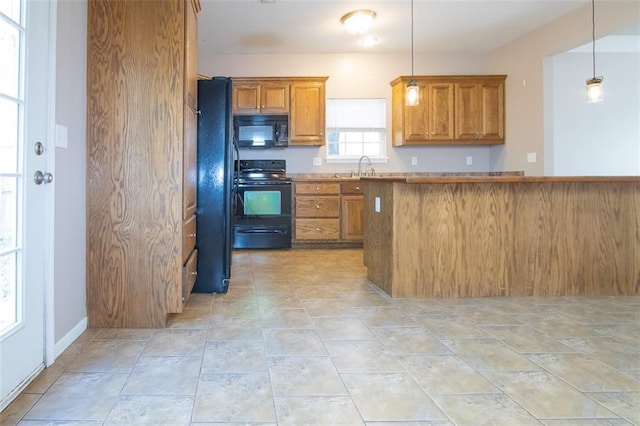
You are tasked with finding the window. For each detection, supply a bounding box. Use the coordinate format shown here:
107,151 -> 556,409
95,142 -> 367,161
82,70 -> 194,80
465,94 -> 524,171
326,98 -> 386,162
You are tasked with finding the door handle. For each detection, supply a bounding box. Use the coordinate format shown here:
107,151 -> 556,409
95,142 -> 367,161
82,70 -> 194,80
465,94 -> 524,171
34,170 -> 53,185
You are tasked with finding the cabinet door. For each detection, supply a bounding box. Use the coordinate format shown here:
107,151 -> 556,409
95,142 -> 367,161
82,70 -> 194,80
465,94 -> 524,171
290,82 -> 325,145
403,84 -> 429,143
233,83 -> 260,114
454,82 -> 481,141
184,0 -> 198,113
477,81 -> 504,141
341,195 -> 364,241
428,83 -> 454,141
183,104 -> 197,219
261,84 -> 289,113
183,0 -> 198,220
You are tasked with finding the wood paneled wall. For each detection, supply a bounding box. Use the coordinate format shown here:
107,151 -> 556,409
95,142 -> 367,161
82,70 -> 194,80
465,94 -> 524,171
86,0 -> 185,327
364,180 -> 639,298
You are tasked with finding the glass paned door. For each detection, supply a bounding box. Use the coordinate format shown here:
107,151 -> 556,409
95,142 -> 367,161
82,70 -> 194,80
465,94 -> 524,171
1,0 -> 50,407
0,0 -> 23,335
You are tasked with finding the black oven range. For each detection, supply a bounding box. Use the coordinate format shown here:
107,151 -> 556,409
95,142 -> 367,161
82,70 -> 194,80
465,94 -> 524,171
233,159 -> 292,249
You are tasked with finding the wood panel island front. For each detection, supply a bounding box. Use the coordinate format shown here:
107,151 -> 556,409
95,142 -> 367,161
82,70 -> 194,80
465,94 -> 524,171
361,176 -> 639,298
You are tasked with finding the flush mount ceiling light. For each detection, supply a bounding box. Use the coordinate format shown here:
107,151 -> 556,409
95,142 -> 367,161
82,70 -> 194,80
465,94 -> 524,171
341,10 -> 377,35
586,0 -> 603,103
405,0 -> 419,106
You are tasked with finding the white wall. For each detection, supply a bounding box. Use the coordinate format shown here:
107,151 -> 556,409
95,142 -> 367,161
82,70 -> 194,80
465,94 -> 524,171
54,0 -> 87,342
488,1 -> 640,176
550,51 -> 639,175
201,52 -> 499,174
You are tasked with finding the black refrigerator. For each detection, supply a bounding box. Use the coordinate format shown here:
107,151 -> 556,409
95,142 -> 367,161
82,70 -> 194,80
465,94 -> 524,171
194,77 -> 236,293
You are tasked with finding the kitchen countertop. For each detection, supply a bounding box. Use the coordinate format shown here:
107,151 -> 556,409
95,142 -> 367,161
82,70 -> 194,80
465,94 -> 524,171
288,171 -> 524,181
360,175 -> 640,184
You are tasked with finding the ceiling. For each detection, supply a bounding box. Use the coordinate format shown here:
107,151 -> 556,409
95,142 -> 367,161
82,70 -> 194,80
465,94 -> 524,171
197,0 -> 637,56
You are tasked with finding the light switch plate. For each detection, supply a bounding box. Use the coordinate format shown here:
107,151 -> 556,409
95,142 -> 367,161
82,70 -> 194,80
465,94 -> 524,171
313,157 -> 322,166
411,157 -> 418,166
527,152 -> 537,163
55,124 -> 68,148
466,156 -> 473,166
374,197 -> 381,213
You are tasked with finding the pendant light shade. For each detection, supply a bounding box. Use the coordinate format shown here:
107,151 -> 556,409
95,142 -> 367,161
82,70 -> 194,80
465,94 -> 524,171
586,77 -> 603,103
406,80 -> 419,106
586,0 -> 603,103
405,0 -> 418,106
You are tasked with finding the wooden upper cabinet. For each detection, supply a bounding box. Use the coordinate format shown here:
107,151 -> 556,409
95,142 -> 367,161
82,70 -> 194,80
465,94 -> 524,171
232,81 -> 289,114
290,79 -> 327,146
396,81 -> 454,145
391,75 -> 505,146
455,79 -> 505,143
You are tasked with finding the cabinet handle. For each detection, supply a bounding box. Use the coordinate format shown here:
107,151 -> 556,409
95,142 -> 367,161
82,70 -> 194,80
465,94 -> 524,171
191,271 -> 197,276
189,233 -> 196,238
316,187 -> 320,191
316,205 -> 320,209
316,228 -> 321,231
356,186 -> 360,190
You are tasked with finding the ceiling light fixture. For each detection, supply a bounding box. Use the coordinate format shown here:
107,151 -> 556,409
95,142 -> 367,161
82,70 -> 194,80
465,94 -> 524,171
406,0 -> 419,106
341,9 -> 377,35
586,0 -> 603,103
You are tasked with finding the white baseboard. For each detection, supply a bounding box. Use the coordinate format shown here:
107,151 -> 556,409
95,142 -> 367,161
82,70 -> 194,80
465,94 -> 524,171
54,316 -> 87,359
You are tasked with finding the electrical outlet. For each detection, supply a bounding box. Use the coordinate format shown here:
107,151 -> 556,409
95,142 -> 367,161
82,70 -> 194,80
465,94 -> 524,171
374,197 -> 381,213
411,157 -> 418,166
312,157 -> 322,166
527,152 -> 537,163
466,156 -> 473,166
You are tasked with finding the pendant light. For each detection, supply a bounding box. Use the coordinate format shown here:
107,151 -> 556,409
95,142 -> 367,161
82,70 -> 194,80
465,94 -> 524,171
586,0 -> 603,103
405,0 -> 419,106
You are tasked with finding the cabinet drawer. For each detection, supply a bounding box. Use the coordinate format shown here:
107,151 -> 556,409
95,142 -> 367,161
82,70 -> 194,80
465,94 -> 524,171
295,219 -> 339,240
296,196 -> 339,217
341,181 -> 364,194
182,214 -> 196,264
295,182 -> 340,195
182,249 -> 198,305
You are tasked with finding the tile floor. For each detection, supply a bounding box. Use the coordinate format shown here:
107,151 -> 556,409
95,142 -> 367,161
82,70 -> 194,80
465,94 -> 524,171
2,248 -> 639,425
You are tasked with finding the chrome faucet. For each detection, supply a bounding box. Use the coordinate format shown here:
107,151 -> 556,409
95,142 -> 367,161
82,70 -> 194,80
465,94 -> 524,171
357,155 -> 372,176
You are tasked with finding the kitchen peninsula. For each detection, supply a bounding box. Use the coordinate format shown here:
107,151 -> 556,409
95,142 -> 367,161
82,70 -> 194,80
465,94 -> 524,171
362,176 -> 640,298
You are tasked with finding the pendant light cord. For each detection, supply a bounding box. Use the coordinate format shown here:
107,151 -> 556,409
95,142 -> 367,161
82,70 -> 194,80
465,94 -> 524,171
591,0 -> 596,78
411,0 -> 414,77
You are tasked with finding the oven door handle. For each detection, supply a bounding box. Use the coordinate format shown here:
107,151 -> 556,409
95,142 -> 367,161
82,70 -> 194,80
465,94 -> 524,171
236,229 -> 289,234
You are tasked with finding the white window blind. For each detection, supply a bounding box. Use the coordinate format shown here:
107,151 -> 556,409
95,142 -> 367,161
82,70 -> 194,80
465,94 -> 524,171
326,99 -> 387,161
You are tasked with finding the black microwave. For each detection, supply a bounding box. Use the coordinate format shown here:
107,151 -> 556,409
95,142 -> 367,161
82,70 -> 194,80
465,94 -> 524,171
233,114 -> 288,149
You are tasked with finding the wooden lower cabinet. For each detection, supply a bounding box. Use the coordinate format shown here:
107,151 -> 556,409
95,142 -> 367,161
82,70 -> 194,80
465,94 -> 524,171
293,180 -> 364,245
